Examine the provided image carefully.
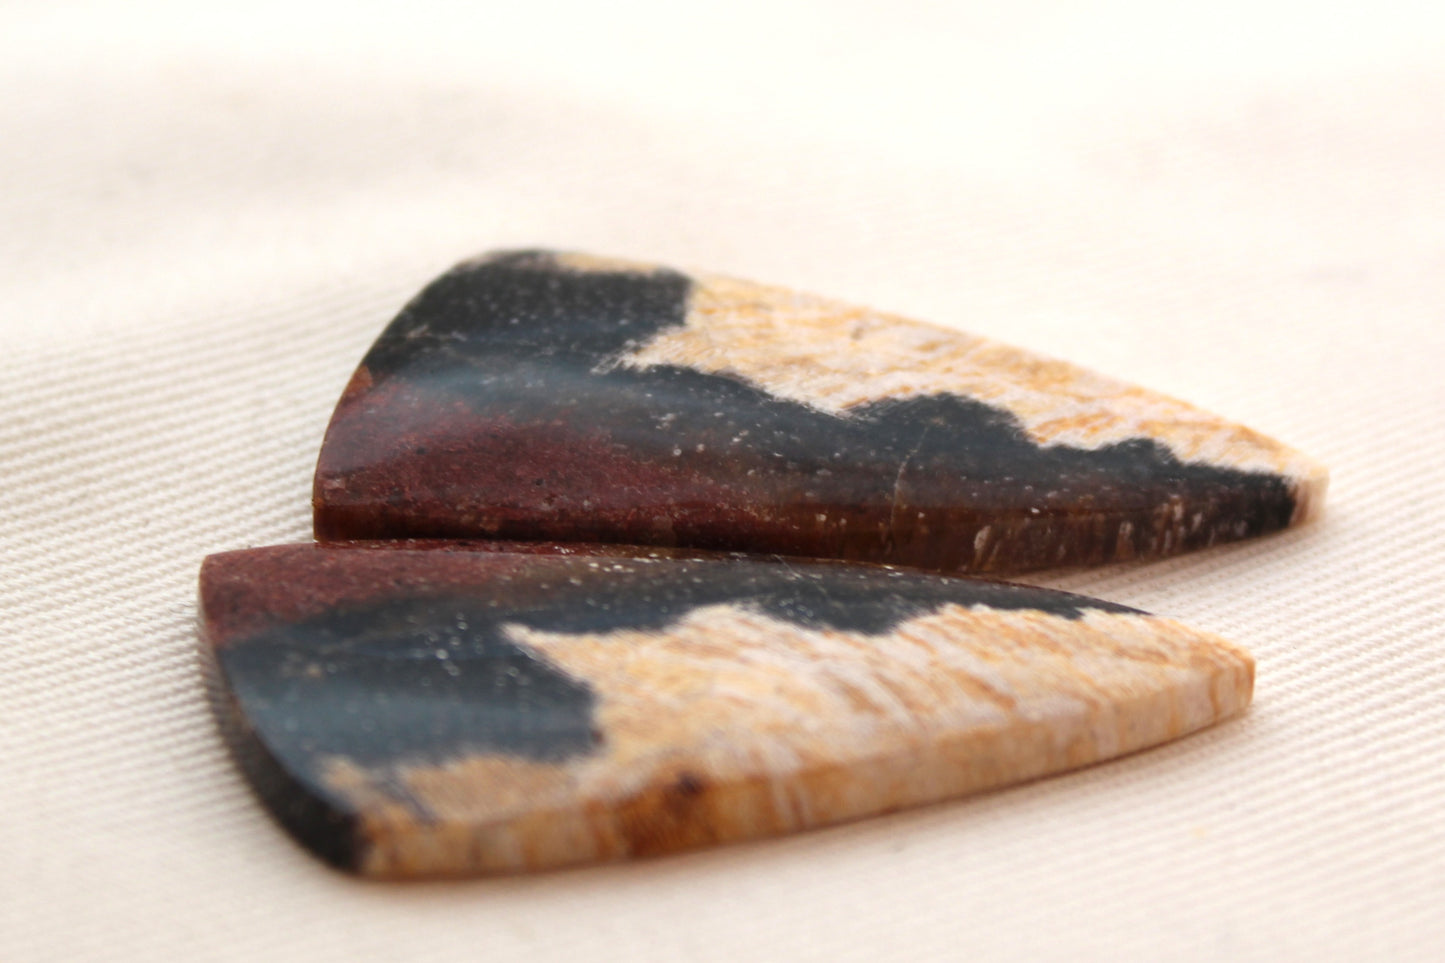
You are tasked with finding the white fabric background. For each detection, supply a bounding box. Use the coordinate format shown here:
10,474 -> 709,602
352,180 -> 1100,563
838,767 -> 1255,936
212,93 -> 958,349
3,2 -> 1443,959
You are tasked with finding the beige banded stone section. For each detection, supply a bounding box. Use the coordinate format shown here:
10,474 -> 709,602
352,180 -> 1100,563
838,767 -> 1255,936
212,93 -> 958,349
327,603 -> 1253,878
617,274 -> 1327,523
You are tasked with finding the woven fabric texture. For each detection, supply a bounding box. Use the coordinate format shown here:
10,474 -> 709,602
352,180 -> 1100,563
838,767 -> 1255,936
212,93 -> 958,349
3,3 -> 1443,960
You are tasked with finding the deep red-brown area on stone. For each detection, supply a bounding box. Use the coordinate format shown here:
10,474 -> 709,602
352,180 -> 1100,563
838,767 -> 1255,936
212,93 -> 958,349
315,379 -> 744,549
201,540 -> 725,646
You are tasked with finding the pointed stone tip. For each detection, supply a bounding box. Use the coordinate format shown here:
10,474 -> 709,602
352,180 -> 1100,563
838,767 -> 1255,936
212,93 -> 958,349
1185,419 -> 1326,529
1289,461 -> 1331,526
1158,615 -> 1256,724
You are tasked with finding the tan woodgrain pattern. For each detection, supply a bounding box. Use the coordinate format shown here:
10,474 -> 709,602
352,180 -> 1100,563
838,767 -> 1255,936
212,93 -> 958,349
621,273 -> 1327,524
324,603 -> 1252,878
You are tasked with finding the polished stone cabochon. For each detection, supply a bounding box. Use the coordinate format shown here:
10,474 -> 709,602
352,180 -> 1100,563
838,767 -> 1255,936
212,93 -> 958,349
201,542 -> 1253,877
313,250 -> 1326,573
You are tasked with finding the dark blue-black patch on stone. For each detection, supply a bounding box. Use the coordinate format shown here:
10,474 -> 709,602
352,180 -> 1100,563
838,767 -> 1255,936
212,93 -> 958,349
363,250 -> 693,379
222,603 -> 600,772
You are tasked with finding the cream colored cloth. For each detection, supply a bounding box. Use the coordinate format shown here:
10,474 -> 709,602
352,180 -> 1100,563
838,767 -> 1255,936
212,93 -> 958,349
4,2 -> 1443,959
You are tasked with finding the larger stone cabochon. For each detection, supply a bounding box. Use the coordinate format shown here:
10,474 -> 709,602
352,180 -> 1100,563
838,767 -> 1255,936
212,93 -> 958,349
313,250 -> 1326,573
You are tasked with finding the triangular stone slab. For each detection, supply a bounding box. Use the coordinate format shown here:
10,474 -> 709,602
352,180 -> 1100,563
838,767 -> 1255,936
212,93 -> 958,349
200,542 -> 1253,878
313,250 -> 1326,573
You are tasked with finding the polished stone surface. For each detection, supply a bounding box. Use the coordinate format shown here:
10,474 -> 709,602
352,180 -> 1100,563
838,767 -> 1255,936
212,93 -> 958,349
313,250 -> 1326,573
200,541 -> 1254,877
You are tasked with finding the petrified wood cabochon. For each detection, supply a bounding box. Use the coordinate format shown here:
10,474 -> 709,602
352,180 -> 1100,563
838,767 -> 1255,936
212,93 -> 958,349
200,543 -> 1253,878
313,250 -> 1327,573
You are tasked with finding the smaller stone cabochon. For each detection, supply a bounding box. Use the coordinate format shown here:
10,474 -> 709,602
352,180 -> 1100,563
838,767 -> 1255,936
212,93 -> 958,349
201,543 -> 1252,877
